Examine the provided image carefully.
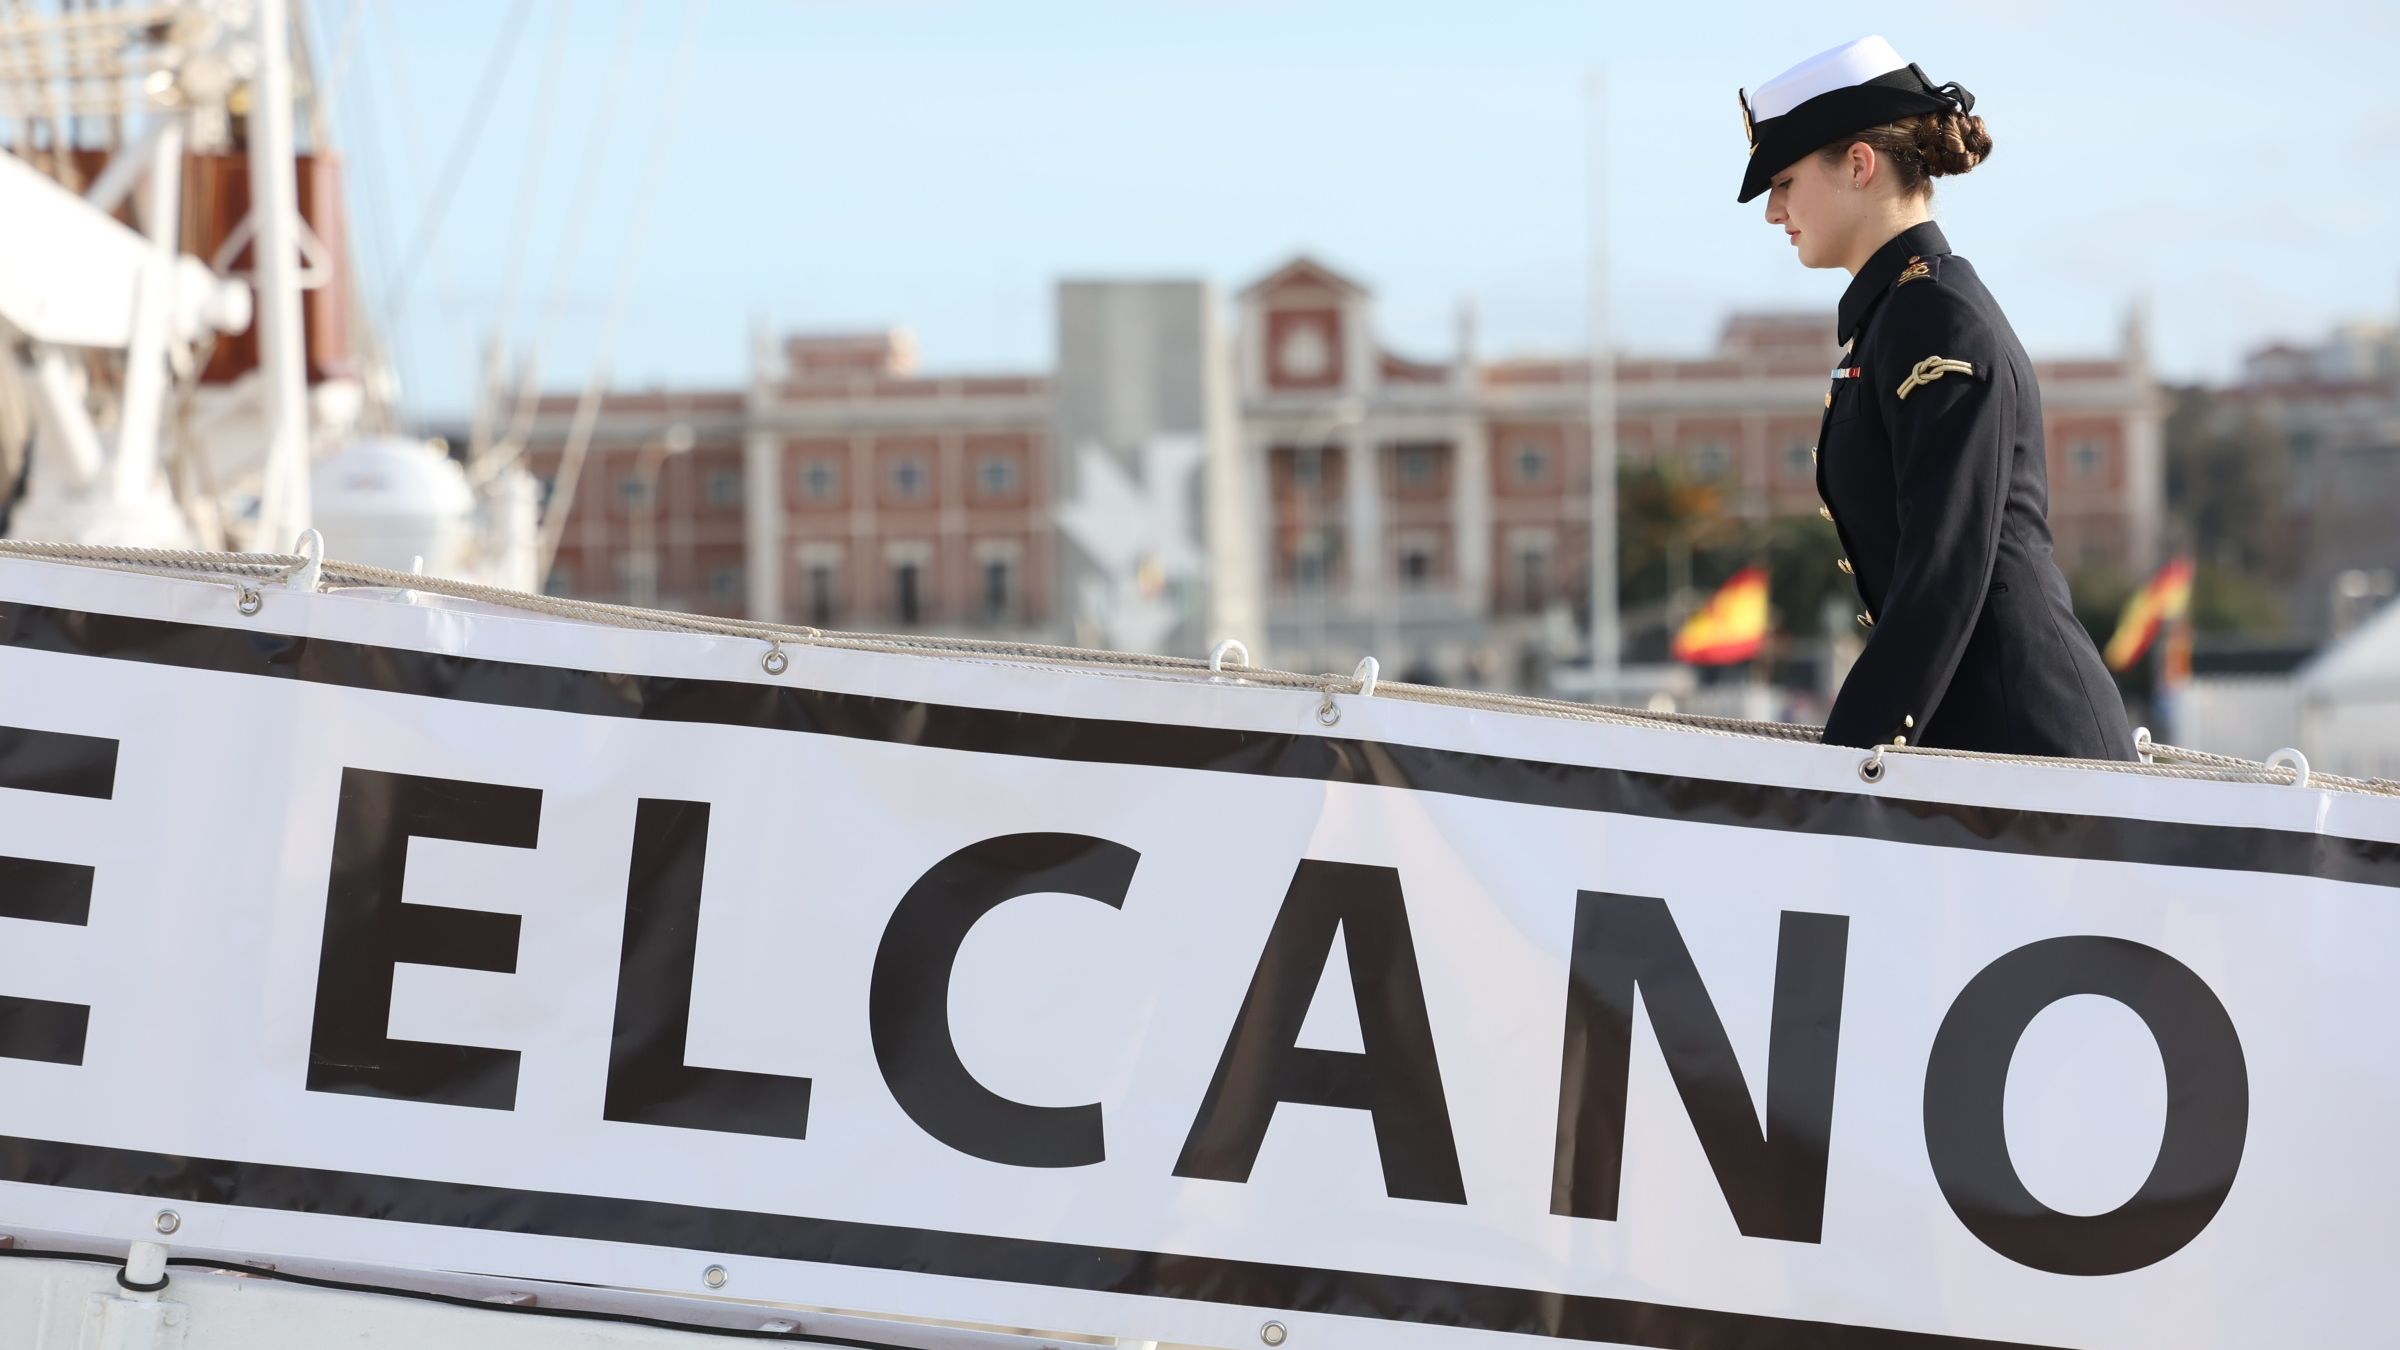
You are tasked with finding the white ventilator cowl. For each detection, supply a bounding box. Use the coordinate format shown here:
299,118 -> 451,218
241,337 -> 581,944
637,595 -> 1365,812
1747,35 -> 1909,120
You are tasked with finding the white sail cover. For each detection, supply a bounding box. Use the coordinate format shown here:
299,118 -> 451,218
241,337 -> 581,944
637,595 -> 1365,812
0,552 -> 2395,1350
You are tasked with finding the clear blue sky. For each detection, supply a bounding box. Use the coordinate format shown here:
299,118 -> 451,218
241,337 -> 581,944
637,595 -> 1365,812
317,0 -> 2400,422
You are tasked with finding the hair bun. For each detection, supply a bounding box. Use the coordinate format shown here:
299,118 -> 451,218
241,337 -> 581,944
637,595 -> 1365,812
1915,111 -> 1993,177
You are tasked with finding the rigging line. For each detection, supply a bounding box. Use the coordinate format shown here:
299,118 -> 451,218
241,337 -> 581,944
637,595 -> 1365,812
341,31 -> 411,420
534,0 -> 707,588
294,0 -> 392,428
307,0 -> 368,152
376,0 -> 533,331
10,0 -> 82,188
468,0 -> 572,467
487,0 -> 645,470
364,3 -> 475,419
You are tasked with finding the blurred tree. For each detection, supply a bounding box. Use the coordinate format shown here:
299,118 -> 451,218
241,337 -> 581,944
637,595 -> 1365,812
1617,460 -> 1736,614
2162,384 -> 2294,613
2188,562 -> 2283,636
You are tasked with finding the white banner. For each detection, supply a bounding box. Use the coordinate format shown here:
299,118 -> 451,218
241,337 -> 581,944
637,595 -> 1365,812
0,556 -> 2395,1350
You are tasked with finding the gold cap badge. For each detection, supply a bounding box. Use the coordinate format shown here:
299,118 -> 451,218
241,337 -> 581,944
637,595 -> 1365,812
1738,89 -> 1757,155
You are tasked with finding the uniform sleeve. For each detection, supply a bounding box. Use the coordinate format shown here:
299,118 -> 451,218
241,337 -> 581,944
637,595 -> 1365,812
1821,290 -> 2010,749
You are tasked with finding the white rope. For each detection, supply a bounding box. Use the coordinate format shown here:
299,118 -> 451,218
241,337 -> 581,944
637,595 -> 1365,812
3,540 -> 2394,800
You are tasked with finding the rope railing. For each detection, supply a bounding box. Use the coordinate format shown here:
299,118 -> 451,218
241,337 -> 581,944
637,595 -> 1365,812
3,539 -> 2392,800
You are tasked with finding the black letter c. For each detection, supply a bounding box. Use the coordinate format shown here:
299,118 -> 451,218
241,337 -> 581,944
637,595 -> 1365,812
870,832 -> 1139,1168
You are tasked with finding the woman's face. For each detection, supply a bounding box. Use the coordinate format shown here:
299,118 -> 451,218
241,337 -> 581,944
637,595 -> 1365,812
1761,149 -> 1855,270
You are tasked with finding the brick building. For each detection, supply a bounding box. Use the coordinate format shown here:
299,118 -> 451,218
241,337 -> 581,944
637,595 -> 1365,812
519,255 -> 2161,688
526,330 -> 1055,637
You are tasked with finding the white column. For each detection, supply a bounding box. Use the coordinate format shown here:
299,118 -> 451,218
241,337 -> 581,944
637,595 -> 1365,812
1202,296 -> 1264,656
1453,418 -> 1491,614
939,428 -> 966,622
1344,427 -> 1382,655
743,322 -> 784,621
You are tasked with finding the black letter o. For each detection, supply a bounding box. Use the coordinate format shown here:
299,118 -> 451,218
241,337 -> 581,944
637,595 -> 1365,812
1924,936 -> 2247,1276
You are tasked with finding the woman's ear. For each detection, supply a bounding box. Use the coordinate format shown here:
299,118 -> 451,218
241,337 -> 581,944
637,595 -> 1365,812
1847,141 -> 1877,190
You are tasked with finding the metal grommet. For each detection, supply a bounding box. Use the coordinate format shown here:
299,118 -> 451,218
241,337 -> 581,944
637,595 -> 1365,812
1208,639 -> 1251,676
2266,746 -> 2311,790
2132,725 -> 2154,764
702,1264 -> 729,1289
761,645 -> 789,676
1857,748 -> 1887,783
153,1211 -> 180,1235
1315,691 -> 1341,727
1260,1322 -> 1289,1347
235,586 -> 263,616
1351,656 -> 1380,698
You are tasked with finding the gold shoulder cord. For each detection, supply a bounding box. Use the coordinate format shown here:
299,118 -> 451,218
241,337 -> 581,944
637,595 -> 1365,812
1896,356 -> 1975,400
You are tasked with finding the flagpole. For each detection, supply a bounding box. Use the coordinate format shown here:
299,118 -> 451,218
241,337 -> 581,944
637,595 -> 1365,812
1585,67 -> 1621,695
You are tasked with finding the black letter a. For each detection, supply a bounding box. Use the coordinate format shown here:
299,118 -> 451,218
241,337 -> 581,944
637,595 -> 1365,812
1174,861 -> 1465,1204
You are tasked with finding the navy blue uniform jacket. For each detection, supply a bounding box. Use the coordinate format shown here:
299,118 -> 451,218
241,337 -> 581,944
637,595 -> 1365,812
1816,222 -> 2136,759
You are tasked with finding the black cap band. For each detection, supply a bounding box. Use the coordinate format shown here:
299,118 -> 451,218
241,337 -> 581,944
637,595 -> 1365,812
1738,66 -> 1964,203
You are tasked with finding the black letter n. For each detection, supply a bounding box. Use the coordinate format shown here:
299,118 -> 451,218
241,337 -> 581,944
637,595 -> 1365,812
1551,892 -> 1848,1243
307,768 -> 540,1111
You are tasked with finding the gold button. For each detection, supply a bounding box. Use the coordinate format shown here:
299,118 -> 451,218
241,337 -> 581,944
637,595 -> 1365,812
1903,714 -> 1915,729
1819,506 -> 1833,522
1856,611 -> 1874,628
1837,557 -> 1853,575
1892,734 -> 1908,746
1824,391 -> 1833,408
1810,447 -> 1818,465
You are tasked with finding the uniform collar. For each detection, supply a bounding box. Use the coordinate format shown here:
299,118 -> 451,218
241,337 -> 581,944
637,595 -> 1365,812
1837,220 -> 1951,345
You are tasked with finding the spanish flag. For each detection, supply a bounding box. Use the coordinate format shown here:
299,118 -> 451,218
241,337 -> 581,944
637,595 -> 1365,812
2103,557 -> 2196,672
1672,565 -> 1769,665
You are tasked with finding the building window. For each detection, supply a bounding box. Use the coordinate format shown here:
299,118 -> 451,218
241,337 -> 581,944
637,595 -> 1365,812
1516,540 -> 1553,611
1294,529 -> 1338,588
891,458 -> 929,501
2071,439 -> 2105,477
978,456 -> 1019,498
982,557 -> 1014,620
708,469 -> 742,508
1694,441 -> 1730,479
1398,539 -> 1436,589
1514,443 -> 1550,486
617,555 -> 657,599
1785,441 -> 1814,479
535,474 -> 557,511
708,565 -> 743,602
1290,448 -> 1325,491
801,458 -> 840,501
619,475 -> 651,509
893,559 -> 924,625
1396,443 -> 1439,489
805,560 -> 840,628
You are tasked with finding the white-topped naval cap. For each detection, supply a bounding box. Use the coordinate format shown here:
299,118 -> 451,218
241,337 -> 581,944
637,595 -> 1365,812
1746,35 -> 1910,120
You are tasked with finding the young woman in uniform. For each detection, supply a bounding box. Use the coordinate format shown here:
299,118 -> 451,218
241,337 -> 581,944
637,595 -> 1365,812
1739,37 -> 2136,760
